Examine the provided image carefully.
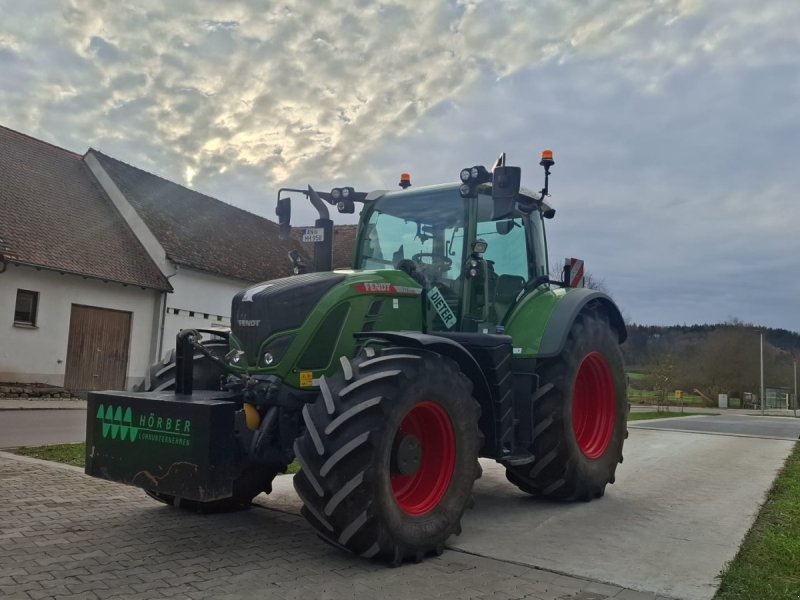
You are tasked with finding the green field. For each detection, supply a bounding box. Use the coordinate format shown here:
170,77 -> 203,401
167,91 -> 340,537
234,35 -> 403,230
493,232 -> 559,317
12,442 -> 85,467
626,372 -> 712,406
10,442 -> 301,474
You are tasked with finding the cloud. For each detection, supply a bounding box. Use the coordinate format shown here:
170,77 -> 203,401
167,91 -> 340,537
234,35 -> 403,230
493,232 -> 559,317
0,1 -> 708,182
1,0 -> 799,330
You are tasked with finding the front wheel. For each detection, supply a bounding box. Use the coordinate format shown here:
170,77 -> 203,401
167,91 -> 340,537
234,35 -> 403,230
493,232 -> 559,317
506,306 -> 628,500
293,348 -> 482,564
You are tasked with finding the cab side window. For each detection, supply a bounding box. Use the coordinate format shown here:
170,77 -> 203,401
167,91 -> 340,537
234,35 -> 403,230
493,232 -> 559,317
476,218 -> 528,321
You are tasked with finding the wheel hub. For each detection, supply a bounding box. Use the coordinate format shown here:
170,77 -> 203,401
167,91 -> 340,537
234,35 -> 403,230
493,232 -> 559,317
392,434 -> 422,477
390,401 -> 456,516
572,351 -> 616,459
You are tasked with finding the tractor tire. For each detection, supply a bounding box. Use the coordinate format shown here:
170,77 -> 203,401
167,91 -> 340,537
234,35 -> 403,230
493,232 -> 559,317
133,340 -> 228,392
137,340 -> 279,510
505,306 -> 628,501
293,348 -> 482,564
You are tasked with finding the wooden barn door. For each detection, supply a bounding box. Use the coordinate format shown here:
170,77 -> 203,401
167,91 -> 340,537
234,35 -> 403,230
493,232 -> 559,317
64,305 -> 132,391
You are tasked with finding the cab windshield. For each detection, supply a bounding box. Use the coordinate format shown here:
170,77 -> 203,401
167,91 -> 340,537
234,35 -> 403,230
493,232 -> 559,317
356,187 -> 542,332
357,187 -> 466,330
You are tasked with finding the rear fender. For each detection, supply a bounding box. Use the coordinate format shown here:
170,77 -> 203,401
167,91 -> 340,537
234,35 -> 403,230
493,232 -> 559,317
538,289 -> 627,358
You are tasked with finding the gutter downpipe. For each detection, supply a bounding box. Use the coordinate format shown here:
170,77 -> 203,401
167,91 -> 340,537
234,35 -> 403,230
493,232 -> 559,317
157,264 -> 179,361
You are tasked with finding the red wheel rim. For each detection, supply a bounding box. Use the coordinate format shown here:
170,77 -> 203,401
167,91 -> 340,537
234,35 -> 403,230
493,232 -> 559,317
391,401 -> 456,516
572,352 -> 616,459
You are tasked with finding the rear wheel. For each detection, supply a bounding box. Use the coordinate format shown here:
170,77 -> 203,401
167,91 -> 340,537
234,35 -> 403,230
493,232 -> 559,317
293,348 -> 482,564
137,338 -> 279,509
505,306 -> 627,500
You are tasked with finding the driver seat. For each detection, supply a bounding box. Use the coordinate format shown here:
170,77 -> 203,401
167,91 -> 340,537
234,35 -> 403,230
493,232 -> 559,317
493,274 -> 525,322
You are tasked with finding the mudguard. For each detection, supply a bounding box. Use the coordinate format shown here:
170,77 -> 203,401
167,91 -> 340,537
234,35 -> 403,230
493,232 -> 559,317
353,331 -> 493,405
538,288 -> 627,358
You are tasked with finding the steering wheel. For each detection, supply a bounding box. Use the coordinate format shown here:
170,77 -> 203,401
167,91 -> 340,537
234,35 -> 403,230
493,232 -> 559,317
411,253 -> 452,269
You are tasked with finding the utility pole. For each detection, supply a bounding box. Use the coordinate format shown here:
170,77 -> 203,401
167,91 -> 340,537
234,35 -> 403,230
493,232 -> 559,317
760,332 -> 765,416
794,359 -> 797,418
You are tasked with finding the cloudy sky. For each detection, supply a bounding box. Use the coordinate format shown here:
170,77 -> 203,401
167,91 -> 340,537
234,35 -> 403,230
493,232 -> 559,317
1,0 -> 798,332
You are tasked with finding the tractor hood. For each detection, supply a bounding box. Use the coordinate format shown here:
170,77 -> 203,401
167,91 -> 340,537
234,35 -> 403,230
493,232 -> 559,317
232,272 -> 346,364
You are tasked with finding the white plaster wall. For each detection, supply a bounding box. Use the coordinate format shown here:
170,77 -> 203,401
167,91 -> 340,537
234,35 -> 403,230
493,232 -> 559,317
158,267 -> 247,355
0,264 -> 161,388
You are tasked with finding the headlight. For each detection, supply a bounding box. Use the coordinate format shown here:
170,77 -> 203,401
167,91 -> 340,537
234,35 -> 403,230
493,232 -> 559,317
225,349 -> 246,365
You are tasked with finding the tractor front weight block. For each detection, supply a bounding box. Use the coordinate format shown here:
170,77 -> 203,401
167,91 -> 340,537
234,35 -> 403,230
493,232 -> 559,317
85,390 -> 239,502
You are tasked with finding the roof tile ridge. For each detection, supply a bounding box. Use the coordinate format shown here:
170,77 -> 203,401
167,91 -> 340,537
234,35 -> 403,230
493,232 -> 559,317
78,157 -> 172,291
90,149 -> 278,224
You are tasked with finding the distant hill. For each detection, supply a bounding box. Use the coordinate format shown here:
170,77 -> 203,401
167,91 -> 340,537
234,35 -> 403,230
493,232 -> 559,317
621,323 -> 799,398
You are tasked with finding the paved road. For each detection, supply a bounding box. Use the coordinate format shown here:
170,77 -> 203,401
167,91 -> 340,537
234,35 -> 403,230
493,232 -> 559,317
0,409 -> 87,448
0,453 -> 663,600
629,414 -> 800,440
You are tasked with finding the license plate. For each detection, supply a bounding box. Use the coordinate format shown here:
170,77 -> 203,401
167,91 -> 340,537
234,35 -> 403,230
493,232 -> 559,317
302,228 -> 325,243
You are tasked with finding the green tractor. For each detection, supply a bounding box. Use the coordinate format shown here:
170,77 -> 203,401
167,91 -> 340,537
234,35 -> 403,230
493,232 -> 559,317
86,151 -> 627,564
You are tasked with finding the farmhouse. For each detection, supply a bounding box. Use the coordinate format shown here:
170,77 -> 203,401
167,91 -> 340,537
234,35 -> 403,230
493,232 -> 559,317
0,126 -> 356,391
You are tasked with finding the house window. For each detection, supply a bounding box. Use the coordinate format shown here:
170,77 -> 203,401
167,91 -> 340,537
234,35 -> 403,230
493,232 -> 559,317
14,289 -> 39,326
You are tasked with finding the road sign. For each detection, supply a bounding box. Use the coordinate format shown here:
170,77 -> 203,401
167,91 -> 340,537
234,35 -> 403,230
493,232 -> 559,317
675,390 -> 683,400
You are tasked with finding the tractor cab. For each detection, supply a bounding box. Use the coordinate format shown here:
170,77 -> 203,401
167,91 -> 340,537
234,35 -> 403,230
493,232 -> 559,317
354,182 -> 551,334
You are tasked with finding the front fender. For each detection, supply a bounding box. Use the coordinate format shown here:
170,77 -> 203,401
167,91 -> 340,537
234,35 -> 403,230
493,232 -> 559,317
352,331 -> 493,405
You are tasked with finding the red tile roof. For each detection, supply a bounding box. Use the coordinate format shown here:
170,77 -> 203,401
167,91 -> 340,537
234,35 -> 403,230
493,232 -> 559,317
0,126 -> 171,290
332,224 -> 358,269
289,224 -> 359,270
91,151 -> 310,283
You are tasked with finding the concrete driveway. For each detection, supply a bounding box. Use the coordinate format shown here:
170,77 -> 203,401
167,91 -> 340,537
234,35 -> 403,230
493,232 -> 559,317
266,415 -> 796,600
0,412 -> 794,600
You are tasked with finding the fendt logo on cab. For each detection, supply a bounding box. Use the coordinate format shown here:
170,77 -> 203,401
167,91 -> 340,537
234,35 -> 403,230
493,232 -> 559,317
237,319 -> 261,327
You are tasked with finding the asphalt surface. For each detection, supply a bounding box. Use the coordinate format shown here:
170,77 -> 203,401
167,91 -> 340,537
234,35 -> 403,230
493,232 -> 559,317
0,409 -> 87,448
629,413 -> 800,440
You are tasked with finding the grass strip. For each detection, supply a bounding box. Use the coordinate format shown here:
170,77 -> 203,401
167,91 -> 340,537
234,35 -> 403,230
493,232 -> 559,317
715,442 -> 800,599
11,442 -> 85,467
10,441 -> 302,474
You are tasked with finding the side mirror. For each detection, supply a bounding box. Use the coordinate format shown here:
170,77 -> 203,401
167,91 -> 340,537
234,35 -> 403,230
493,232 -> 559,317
495,219 -> 516,235
491,165 -> 521,220
276,197 -> 291,240
288,249 -> 307,275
